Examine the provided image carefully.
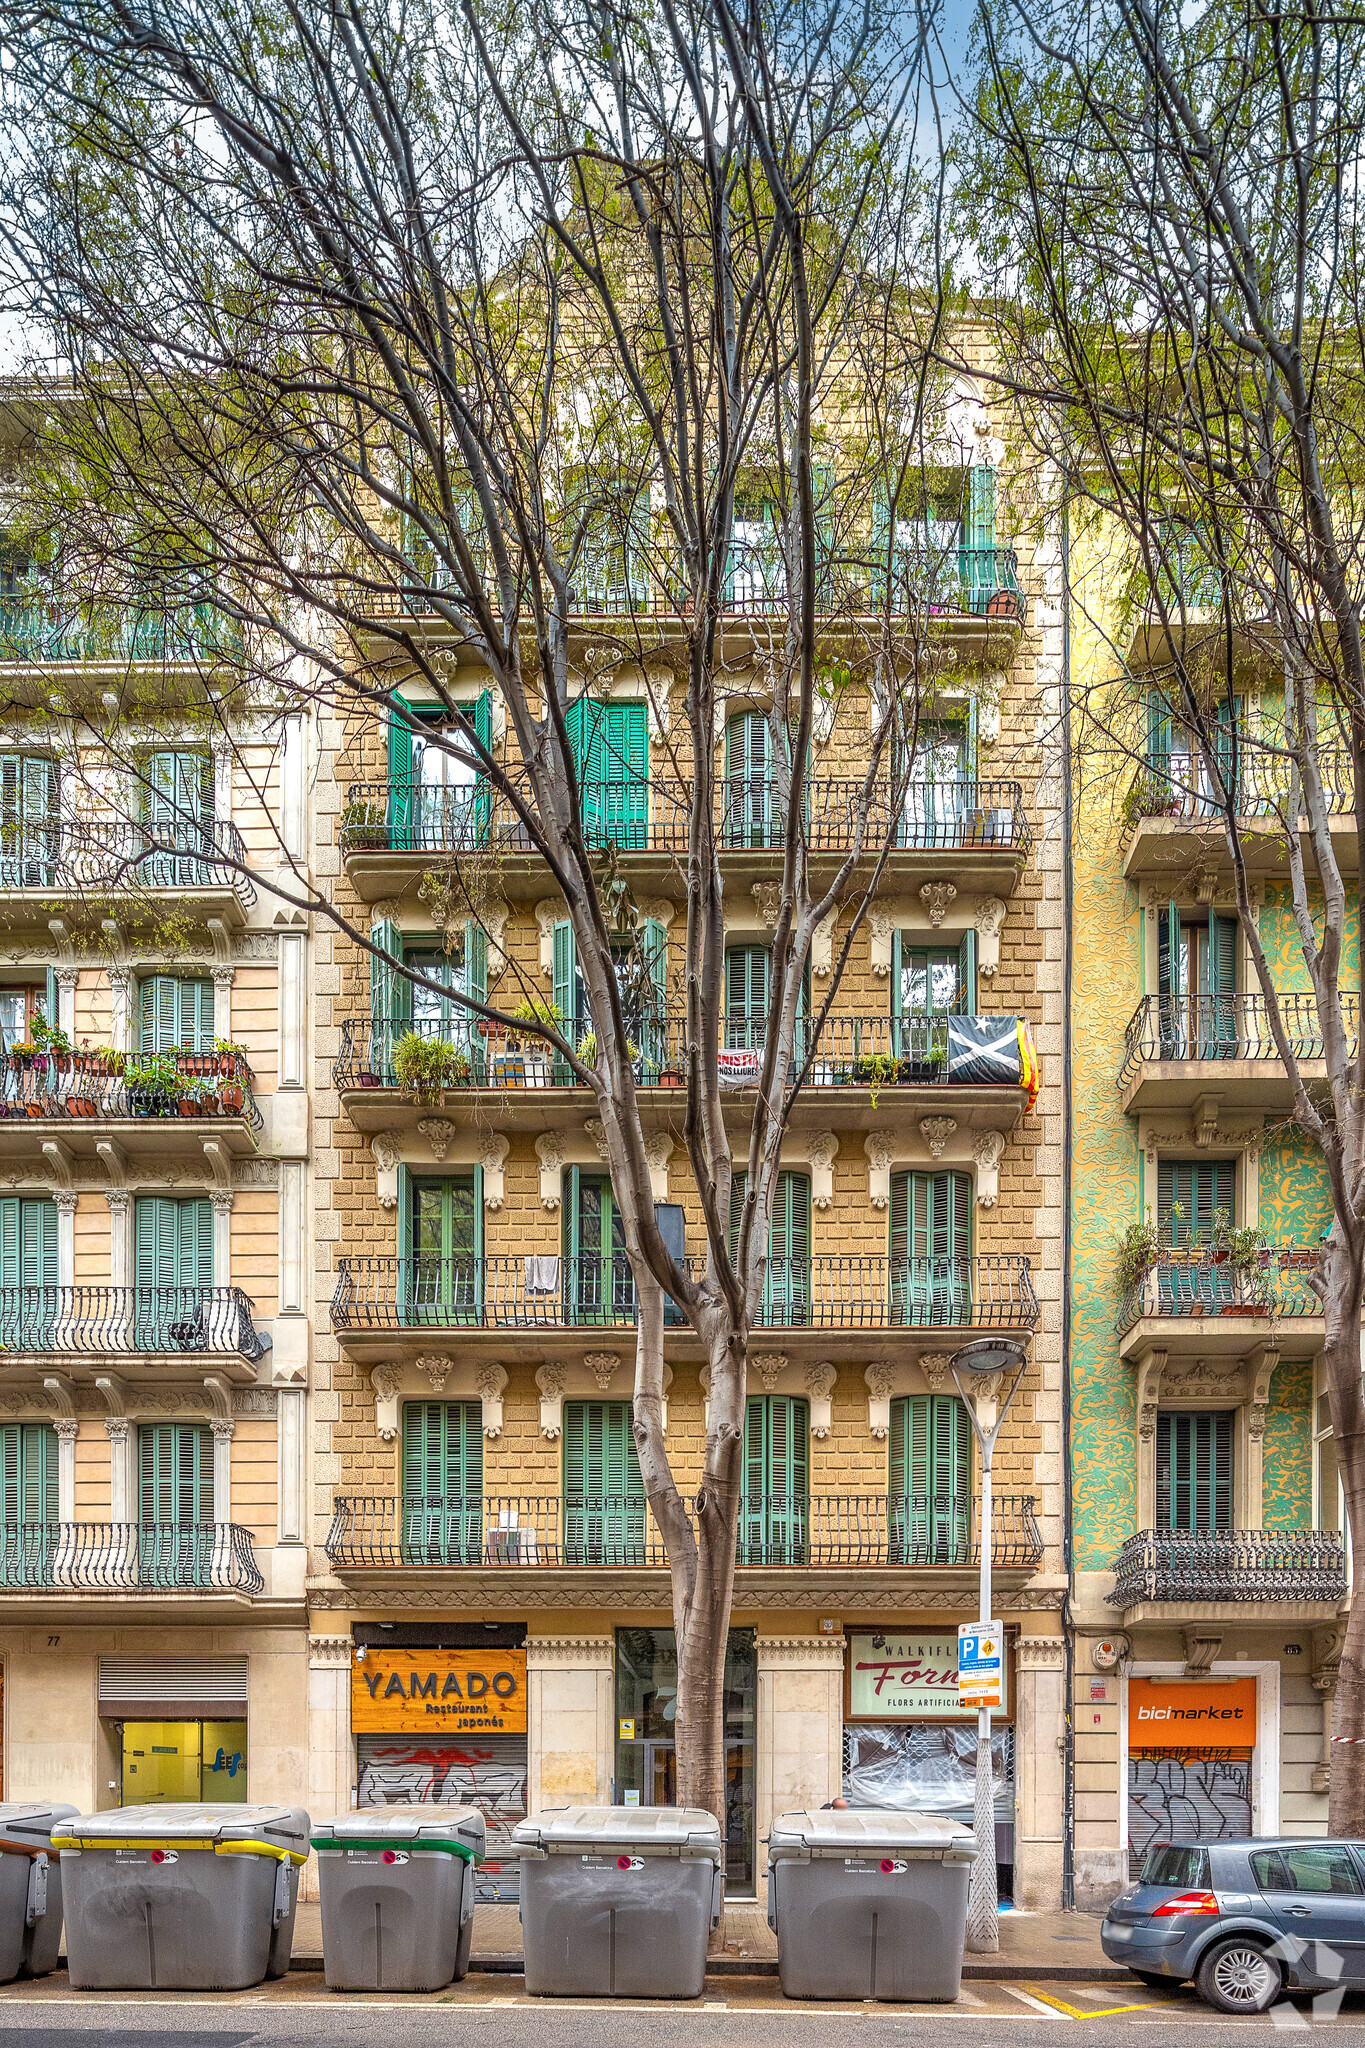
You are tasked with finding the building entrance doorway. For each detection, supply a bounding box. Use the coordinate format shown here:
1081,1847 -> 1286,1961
614,1628 -> 756,1894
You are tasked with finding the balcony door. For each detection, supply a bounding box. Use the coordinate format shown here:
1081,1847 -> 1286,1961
724,712 -> 773,848
1156,1159 -> 1235,1308
1158,906 -> 1237,1057
387,695 -> 491,852
0,754 -> 56,887
564,1170 -> 632,1324
134,1196 -> 213,1349
0,1422 -> 57,1585
729,1171 -> 810,1326
138,1422 -> 213,1583
405,1175 -> 481,1325
890,1170 -> 970,1324
144,751 -> 214,883
901,720 -> 969,846
1156,1410 -> 1233,1531
566,699 -> 647,850
0,1196 -> 57,1350
892,935 -> 975,1077
401,1401 -> 483,1562
563,1400 -> 646,1563
740,1395 -> 808,1564
140,975 -> 214,1055
889,1395 -> 971,1562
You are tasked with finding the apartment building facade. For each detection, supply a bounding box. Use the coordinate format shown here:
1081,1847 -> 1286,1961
0,397 -> 313,1813
305,382 -> 1074,1909
1067,544 -> 1348,1907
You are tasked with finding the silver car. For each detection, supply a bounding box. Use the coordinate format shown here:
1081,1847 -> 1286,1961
1103,1838 -> 1365,2013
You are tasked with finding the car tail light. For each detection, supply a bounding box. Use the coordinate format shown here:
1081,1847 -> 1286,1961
1150,1890 -> 1219,1918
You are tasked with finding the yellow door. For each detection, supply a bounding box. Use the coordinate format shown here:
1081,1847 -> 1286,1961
120,1721 -> 201,1804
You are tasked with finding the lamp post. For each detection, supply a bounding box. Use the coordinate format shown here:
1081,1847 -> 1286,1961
950,1335 -> 1031,1955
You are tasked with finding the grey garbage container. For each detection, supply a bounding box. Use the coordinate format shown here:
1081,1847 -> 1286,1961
766,1808 -> 977,2001
514,1806 -> 723,1998
312,1806 -> 485,1991
0,1803 -> 77,1981
53,1803 -> 309,1990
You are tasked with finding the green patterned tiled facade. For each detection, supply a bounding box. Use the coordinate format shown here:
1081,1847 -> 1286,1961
1263,1361 -> 1314,1530
1259,1128 -> 1335,1246
1260,882 -> 1360,991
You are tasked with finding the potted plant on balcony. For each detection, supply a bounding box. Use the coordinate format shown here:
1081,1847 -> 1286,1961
178,1073 -> 219,1115
341,794 -> 390,852
8,1040 -> 37,1073
1117,1216 -> 1162,1297
30,1013 -> 72,1072
393,1031 -> 469,1103
1121,771 -> 1181,827
504,998 -> 561,1088
124,1053 -> 180,1115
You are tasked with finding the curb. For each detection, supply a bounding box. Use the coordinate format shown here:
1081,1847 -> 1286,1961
288,1954 -> 1133,1985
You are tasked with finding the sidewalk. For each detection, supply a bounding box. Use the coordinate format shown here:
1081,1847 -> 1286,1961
289,1899 -> 1126,1982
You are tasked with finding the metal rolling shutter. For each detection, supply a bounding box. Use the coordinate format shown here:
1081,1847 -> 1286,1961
1126,1751 -> 1254,1879
98,1657 -> 249,1719
356,1731 -> 528,1902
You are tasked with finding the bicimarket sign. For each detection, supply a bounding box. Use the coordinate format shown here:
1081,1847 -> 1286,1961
351,1648 -> 527,1736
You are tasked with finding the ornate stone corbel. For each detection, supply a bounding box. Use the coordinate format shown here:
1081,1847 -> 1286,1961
811,911 -> 837,978
752,881 -> 783,929
866,1364 -> 897,1439
974,897 -> 1007,979
202,1373 -> 234,1421
805,1363 -> 837,1439
1182,1626 -> 1222,1676
476,1363 -> 508,1437
536,1363 -> 567,1439
1245,1342 -> 1280,1441
43,1374 -> 76,1421
371,1364 -> 401,1442
481,898 -> 511,980
1192,1093 -> 1222,1148
920,1352 -> 952,1393
868,907 -> 897,978
535,898 -> 567,977
371,1131 -> 401,1209
807,1130 -> 839,1210
416,1354 -> 451,1396
418,1118 -> 457,1162
865,1130 -> 896,1210
480,1133 -> 510,1210
973,1129 -> 1006,1206
585,1352 -> 620,1391
753,1353 -> 786,1393
645,1131 -> 673,1201
585,1118 -> 610,1161
920,1116 -> 957,1159
919,881 -> 957,929
535,1133 -> 565,1209
1133,1346 -> 1168,1445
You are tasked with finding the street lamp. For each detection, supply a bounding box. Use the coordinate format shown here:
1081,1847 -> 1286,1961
950,1335 -> 1031,1955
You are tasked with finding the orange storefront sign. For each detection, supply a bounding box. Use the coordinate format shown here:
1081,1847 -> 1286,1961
1127,1677 -> 1258,1752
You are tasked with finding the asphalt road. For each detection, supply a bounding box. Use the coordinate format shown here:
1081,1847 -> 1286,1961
5,1976 -> 1365,2044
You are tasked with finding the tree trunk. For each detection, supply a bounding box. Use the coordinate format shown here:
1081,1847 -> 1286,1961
1323,1243 -> 1365,1834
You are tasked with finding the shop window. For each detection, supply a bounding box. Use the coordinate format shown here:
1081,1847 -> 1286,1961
120,1719 -> 246,1804
615,1626 -> 756,1892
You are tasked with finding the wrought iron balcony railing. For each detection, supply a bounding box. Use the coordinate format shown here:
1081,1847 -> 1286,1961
1119,992 -> 1358,1084
336,1010 -> 1034,1095
0,817 -> 255,907
0,1520 -> 263,1593
0,1286 -> 268,1358
1125,747 -> 1356,825
1109,1527 -> 1346,1608
340,776 -> 1031,861
0,599 -> 229,666
0,1047 -> 261,1132
355,542 -> 1026,627
325,1492 -> 1043,1570
1117,1245 -> 1321,1331
330,1254 -> 1038,1333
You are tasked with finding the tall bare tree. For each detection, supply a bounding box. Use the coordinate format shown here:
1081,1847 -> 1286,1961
0,0 -> 964,1847
962,0 -> 1365,1824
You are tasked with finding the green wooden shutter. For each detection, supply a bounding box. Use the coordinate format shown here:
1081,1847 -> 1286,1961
1157,1161 -> 1235,1244
141,977 -> 213,1054
552,919 -> 577,1081
562,1401 -> 644,1562
139,1422 -> 213,1525
725,713 -> 772,846
1147,693 -> 1174,779
400,1401 -> 483,1560
888,1395 -> 970,1559
1156,1411 -> 1233,1530
957,931 -> 977,1012
741,1395 -> 809,1562
890,1171 -> 970,1322
463,918 -> 488,1070
641,917 -> 667,1078
0,1423 -> 57,1525
725,947 -> 770,1048
0,1194 -> 57,1373
388,707 -> 415,848
471,690 -> 492,837
370,917 -> 403,1080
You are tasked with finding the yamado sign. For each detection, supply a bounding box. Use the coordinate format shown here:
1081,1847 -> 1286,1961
351,1648 -> 528,1737
848,1633 -> 1008,1720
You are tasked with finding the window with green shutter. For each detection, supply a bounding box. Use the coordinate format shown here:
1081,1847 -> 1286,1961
137,1422 -> 215,1584
725,946 -> 770,1052
890,1171 -> 971,1324
563,1400 -> 646,1562
1157,1161 -> 1234,1245
0,755 -> 56,886
566,699 -> 648,849
1156,1411 -> 1233,1530
400,1401 -> 484,1562
564,1170 -> 632,1324
144,752 -> 214,886
888,1395 -> 972,1561
0,1197 -> 58,1351
729,1170 -> 810,1326
740,1395 -> 809,1563
140,975 -> 214,1055
134,1197 -> 213,1349
0,1422 -> 58,1587
405,1176 -> 482,1325
724,712 -> 774,847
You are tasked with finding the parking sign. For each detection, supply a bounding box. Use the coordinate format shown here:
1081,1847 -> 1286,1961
957,1623 -> 1003,1709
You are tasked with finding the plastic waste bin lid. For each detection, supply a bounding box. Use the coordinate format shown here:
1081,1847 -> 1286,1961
53,1804 -> 310,1856
766,1809 -> 977,1861
513,1806 -> 723,1860
0,1803 -> 78,1854
313,1806 -> 485,1858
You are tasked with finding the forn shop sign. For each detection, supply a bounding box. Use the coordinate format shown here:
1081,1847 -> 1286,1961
351,1647 -> 528,1735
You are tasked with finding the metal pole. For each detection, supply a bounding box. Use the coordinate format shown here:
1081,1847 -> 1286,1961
966,1431 -> 999,1953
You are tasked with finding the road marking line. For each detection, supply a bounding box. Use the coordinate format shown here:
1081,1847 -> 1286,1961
1004,1987 -> 1064,2015
955,1986 -> 987,2005
1021,1985 -> 1152,2018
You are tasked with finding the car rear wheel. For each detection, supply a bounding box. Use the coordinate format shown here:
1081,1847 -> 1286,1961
1196,1938 -> 1282,2014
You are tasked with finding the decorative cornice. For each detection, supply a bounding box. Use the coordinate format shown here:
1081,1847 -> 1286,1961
308,1635 -> 354,1666
1015,1636 -> 1066,1670
525,1635 -> 615,1666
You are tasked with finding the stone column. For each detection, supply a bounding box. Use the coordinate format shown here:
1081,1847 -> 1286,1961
209,1417 -> 234,1523
106,966 -> 133,1053
55,967 -> 78,1043
53,1189 -> 76,1289
278,931 -> 307,1090
277,1386 -> 306,1545
53,1418 -> 78,1522
211,963 -> 236,1044
104,1416 -> 134,1520
1013,1634 -> 1067,1911
211,1190 -> 234,1287
304,1633 -> 354,1898
526,1635 -> 614,1813
104,1189 -> 130,1289
755,1635 -> 846,1882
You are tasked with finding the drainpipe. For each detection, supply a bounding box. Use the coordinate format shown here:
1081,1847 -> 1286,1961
1060,497 -> 1076,1912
